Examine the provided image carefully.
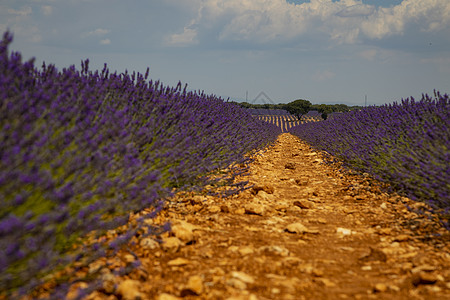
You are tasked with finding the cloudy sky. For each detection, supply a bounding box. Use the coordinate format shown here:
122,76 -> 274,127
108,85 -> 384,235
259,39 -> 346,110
1,0 -> 449,105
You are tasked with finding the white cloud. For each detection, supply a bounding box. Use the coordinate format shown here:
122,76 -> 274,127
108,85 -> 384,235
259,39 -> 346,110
312,70 -> 335,81
165,27 -> 198,47
167,0 -> 450,46
7,6 -> 32,16
100,38 -> 111,45
359,49 -> 378,61
0,5 -> 42,44
336,4 -> 375,17
82,28 -> 110,37
41,5 -> 53,16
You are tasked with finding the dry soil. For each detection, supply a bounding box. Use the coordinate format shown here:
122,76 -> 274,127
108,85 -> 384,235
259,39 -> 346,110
52,133 -> 450,299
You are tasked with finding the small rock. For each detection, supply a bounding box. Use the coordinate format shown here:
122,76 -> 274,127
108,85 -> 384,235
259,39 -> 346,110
400,262 -> 413,272
339,246 -> 355,252
378,228 -> 392,235
285,162 -> 296,170
191,204 -> 203,212
234,208 -> 246,215
374,283 -> 388,293
412,272 -> 439,286
171,221 -> 195,244
162,236 -> 183,253
66,282 -> 88,299
293,200 -> 314,209
389,285 -> 400,292
124,254 -> 135,263
140,238 -> 160,250
157,293 -> 180,300
336,227 -> 353,236
100,273 -> 117,294
286,223 -> 318,234
426,286 -> 442,293
220,205 -> 230,213
180,275 -> 203,296
380,203 -> 388,209
411,265 -> 437,274
252,184 -> 274,194
259,245 -> 290,257
167,258 -> 190,266
244,203 -> 265,216
228,245 -> 239,253
256,190 -> 274,201
312,269 -> 324,277
306,152 -> 317,157
88,260 -> 104,275
359,247 -> 387,263
239,246 -> 254,256
227,278 -> 247,290
271,287 -> 281,294
394,234 -> 411,242
117,279 -> 142,300
275,204 -> 289,211
231,271 -> 255,284
311,218 -> 327,224
295,178 -> 309,186
286,222 -> 309,234
209,205 -> 221,213
315,278 -> 336,287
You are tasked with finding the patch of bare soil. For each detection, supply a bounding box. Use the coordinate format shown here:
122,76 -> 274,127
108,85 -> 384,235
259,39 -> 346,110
67,133 -> 450,299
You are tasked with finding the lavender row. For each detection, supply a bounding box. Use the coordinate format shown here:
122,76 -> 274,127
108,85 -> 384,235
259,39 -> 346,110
0,31 -> 281,297
255,115 -> 322,133
289,92 -> 449,226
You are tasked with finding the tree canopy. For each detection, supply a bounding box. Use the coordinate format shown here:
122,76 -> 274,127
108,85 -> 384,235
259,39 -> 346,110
284,99 -> 312,120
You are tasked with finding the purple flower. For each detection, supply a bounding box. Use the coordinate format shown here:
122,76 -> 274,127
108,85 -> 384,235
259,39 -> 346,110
0,214 -> 22,235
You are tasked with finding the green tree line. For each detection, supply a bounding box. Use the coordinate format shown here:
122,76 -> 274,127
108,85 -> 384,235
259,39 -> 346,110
233,99 -> 363,120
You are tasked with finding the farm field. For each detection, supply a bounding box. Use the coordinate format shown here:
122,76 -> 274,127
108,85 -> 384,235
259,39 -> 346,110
31,133 -> 450,300
1,30 -> 450,299
254,114 -> 322,133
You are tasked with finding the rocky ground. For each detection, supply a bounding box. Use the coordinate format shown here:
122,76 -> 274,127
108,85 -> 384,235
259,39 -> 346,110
52,133 -> 450,299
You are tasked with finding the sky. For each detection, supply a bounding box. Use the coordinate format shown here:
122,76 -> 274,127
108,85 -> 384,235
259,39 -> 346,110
1,0 -> 449,106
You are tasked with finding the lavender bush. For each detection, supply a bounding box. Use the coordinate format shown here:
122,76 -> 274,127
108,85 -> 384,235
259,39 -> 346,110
289,92 -> 449,226
0,31 -> 280,297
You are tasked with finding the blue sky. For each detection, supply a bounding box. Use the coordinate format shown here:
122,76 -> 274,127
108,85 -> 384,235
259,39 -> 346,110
1,0 -> 449,106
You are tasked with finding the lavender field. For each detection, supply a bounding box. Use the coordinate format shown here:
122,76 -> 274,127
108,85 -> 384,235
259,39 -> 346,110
0,32 -> 280,297
1,27 -> 449,298
250,111 -> 323,133
289,93 -> 450,228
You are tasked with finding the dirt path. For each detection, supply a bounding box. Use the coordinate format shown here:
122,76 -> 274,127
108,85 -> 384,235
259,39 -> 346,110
72,133 -> 449,300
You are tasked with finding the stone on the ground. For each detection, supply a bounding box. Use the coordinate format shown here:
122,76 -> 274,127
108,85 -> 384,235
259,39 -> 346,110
168,257 -> 190,266
117,279 -> 142,300
180,275 -> 203,296
171,221 -> 195,243
140,238 -> 160,250
244,203 -> 265,215
231,271 -> 255,284
162,236 -> 183,253
285,222 -> 316,234
157,293 -> 180,300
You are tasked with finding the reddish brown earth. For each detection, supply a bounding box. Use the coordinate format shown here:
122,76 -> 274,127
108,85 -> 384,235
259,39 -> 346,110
44,133 -> 450,299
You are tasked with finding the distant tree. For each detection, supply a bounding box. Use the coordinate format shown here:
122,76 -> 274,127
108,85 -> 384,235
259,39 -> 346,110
314,104 -> 331,120
284,99 -> 311,120
309,103 -> 353,120
238,102 -> 252,108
